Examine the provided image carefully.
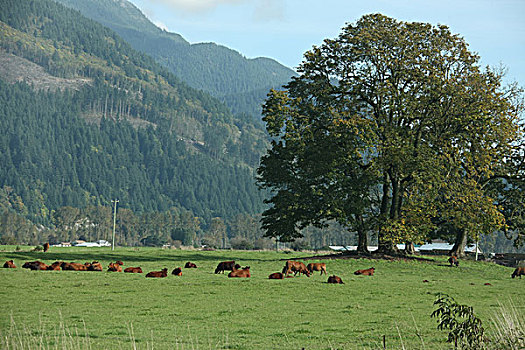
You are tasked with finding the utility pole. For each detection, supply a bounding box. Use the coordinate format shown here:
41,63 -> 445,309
111,199 -> 119,251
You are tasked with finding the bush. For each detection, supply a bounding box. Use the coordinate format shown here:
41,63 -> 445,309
291,239 -> 311,251
431,293 -> 485,349
230,237 -> 254,250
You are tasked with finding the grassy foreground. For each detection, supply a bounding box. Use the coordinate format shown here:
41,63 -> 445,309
0,247 -> 522,349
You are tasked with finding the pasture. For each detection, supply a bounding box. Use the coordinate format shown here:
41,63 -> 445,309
0,247 -> 522,349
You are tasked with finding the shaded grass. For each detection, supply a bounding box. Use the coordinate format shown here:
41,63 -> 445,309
0,247 -> 523,349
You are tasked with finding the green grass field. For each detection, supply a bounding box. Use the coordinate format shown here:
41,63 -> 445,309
0,246 -> 522,349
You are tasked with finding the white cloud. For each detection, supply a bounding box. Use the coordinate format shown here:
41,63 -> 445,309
149,0 -> 244,13
253,0 -> 285,22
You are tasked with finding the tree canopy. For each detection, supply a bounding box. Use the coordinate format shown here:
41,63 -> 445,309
257,14 -> 524,254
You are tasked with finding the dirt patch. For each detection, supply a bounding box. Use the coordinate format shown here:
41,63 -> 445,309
0,50 -> 91,91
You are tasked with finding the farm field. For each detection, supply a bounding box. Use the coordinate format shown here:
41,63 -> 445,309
0,247 -> 522,349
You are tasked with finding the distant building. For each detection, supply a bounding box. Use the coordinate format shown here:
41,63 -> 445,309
329,241 -> 482,255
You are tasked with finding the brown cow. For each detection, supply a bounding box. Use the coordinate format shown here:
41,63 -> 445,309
47,261 -> 62,270
448,256 -> 459,267
115,260 -> 124,266
61,262 -> 88,271
87,261 -> 103,271
354,267 -> 375,276
146,268 -> 168,278
107,262 -> 122,272
3,260 -> 16,268
307,263 -> 327,275
512,267 -> 525,279
327,275 -> 344,284
215,261 -> 240,274
268,272 -> 284,279
124,267 -> 143,273
228,266 -> 250,278
172,267 -> 182,276
43,243 -> 50,252
282,261 -> 310,277
22,261 -> 49,270
184,262 -> 197,268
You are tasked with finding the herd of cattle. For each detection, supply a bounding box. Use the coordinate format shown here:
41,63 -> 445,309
3,256 -> 524,281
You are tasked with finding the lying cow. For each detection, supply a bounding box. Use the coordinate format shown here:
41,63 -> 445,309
307,263 -> 327,275
512,267 -> 525,279
354,267 -> 375,276
61,262 -> 88,271
22,261 -> 49,270
228,266 -> 250,278
146,268 -> 168,278
172,267 -> 182,276
184,262 -> 197,268
327,275 -> 344,284
115,260 -> 124,266
124,267 -> 143,273
87,261 -> 103,271
268,272 -> 284,279
107,262 -> 122,272
282,261 -> 310,277
47,261 -> 62,270
215,261 -> 240,274
3,260 -> 16,268
448,256 -> 459,267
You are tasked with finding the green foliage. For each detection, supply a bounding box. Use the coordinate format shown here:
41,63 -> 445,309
257,14 -> 524,253
432,293 -> 485,349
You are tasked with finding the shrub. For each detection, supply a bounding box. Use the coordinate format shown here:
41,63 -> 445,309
431,293 -> 485,349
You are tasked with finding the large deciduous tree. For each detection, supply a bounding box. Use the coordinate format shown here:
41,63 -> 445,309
257,14 -> 523,254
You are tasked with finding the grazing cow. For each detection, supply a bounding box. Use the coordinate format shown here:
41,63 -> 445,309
184,262 -> 197,268
87,261 -> 103,271
268,272 -> 284,279
215,261 -> 239,274
448,256 -> 459,267
115,260 -> 124,266
124,267 -> 143,273
512,267 -> 525,279
22,261 -> 49,270
107,262 -> 122,272
354,267 -> 375,276
307,263 -> 327,275
3,260 -> 16,268
43,243 -> 50,252
61,262 -> 88,271
228,266 -> 250,278
282,261 -> 310,277
47,261 -> 62,270
172,267 -> 182,276
327,275 -> 344,284
146,268 -> 168,278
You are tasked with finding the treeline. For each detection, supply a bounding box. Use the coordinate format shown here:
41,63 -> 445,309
0,196 -> 360,250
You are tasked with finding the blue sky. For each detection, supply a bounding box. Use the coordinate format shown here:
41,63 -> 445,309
128,0 -> 525,87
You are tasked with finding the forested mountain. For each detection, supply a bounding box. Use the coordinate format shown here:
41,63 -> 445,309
0,0 -> 269,230
53,0 -> 298,118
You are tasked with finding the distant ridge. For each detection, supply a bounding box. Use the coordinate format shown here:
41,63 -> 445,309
54,0 -> 297,117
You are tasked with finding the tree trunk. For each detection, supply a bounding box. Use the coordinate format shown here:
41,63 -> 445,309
378,239 -> 399,254
405,241 -> 416,255
356,214 -> 369,254
450,229 -> 467,258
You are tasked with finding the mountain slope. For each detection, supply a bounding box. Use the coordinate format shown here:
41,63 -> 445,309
0,0 -> 267,223
54,0 -> 297,117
